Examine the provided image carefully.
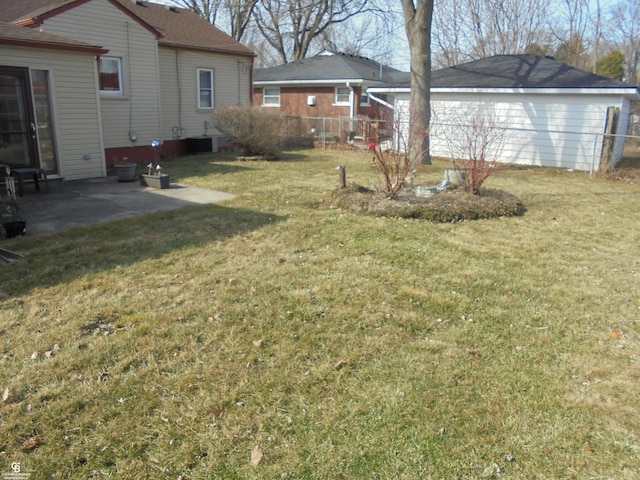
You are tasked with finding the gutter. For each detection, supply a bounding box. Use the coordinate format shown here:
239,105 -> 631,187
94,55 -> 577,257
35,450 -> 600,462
367,86 -> 640,97
254,79 -> 365,86
0,38 -> 108,54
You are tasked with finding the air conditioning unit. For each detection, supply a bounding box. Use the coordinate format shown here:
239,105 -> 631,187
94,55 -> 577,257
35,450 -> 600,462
307,96 -> 316,106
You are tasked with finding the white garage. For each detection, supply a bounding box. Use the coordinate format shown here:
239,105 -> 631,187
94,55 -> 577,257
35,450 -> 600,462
368,55 -> 639,172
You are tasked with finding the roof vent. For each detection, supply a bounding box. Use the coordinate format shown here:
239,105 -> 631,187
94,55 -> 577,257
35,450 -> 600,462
165,5 -> 179,12
135,0 -> 143,5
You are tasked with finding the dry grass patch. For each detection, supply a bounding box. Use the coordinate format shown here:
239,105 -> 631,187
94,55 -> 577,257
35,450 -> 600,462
0,148 -> 639,478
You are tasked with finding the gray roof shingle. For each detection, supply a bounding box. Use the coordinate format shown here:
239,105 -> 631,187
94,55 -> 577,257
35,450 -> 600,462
254,53 -> 404,83
0,0 -> 254,57
382,55 -> 634,89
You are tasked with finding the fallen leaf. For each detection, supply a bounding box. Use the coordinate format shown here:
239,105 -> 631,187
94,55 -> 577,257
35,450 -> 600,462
334,359 -> 348,371
1,388 -> 9,402
466,348 -> 480,356
251,445 -> 264,466
252,339 -> 264,348
608,331 -> 622,339
211,406 -> 226,418
30,351 -> 39,361
21,436 -> 43,451
586,442 -> 595,454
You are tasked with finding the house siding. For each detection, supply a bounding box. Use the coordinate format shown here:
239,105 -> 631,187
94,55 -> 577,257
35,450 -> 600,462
158,48 -> 252,142
395,91 -> 628,171
0,44 -> 105,180
41,0 -> 162,158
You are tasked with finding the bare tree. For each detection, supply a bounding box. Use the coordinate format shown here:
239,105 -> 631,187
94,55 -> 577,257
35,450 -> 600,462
170,0 -> 221,24
170,0 -> 258,42
320,12 -> 398,62
402,0 -> 434,165
548,0 -> 591,68
431,0 -> 551,67
224,0 -> 259,42
610,0 -> 640,85
431,0 -> 464,67
253,0 -> 372,64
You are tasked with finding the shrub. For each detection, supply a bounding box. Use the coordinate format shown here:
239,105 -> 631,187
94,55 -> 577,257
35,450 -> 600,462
214,106 -> 284,157
370,121 -> 421,197
437,109 -> 508,194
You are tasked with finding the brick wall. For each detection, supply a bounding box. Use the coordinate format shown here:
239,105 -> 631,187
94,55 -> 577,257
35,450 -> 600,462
253,85 -> 388,120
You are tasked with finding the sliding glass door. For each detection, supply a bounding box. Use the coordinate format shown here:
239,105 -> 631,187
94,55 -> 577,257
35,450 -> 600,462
0,67 -> 38,168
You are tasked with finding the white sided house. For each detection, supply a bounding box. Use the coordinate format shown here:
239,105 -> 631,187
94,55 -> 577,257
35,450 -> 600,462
368,55 -> 639,172
0,0 -> 254,180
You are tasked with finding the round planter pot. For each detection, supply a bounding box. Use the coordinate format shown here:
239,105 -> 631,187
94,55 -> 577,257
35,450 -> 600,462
4,221 -> 26,238
114,163 -> 137,182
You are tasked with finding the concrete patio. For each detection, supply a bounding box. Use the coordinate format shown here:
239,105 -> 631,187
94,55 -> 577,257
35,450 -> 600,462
4,176 -> 234,237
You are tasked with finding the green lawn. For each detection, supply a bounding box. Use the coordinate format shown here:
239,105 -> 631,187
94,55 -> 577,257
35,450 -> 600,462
1,149 -> 639,479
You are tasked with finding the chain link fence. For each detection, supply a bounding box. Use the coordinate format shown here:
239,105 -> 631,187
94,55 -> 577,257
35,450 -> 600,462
281,115 -> 639,172
428,124 -> 624,173
283,116 -> 391,146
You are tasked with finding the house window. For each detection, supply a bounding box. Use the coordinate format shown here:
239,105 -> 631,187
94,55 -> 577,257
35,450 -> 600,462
262,87 -> 280,106
360,91 -> 370,106
98,56 -> 122,95
335,86 -> 350,105
198,69 -> 214,109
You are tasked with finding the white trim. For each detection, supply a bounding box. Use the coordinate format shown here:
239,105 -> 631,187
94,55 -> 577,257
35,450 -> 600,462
367,86 -> 640,97
255,79 -> 365,86
197,68 -> 214,109
98,56 -> 123,96
262,87 -> 280,107
334,86 -> 350,106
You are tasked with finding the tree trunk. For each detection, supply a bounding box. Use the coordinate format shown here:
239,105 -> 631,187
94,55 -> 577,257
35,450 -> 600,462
402,0 -> 434,165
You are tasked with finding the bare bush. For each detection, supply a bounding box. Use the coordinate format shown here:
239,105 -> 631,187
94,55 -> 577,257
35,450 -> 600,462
370,120 -> 419,198
214,106 -> 284,157
437,109 -> 508,194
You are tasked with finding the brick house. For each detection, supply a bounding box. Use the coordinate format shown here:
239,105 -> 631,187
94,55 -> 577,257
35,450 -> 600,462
253,54 -> 405,141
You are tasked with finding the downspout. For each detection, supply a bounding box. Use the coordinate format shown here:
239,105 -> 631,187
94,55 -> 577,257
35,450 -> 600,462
237,60 -> 242,104
175,50 -> 183,137
94,56 -> 107,177
368,92 -> 394,110
346,81 -> 355,118
249,56 -> 254,106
